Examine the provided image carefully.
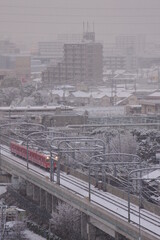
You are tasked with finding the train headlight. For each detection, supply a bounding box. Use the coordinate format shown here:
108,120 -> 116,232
46,156 -> 50,160
55,156 -> 58,161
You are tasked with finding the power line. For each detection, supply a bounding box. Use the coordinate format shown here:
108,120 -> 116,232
0,12 -> 160,18
0,20 -> 159,25
1,5 -> 160,10
0,30 -> 160,37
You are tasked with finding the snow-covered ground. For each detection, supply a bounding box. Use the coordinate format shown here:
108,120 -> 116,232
23,229 -> 46,240
0,186 -> 7,195
0,184 -> 46,240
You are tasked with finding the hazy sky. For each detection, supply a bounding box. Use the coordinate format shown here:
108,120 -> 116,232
1,0 -> 160,47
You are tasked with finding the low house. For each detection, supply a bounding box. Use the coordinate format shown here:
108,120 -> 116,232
51,89 -> 70,104
142,169 -> 160,203
116,94 -> 138,106
68,91 -> 91,106
140,100 -> 160,115
126,105 -> 142,115
91,92 -> 110,107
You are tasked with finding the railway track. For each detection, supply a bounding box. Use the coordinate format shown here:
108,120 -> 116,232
1,145 -> 160,238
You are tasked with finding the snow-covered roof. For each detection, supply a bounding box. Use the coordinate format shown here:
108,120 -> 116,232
91,92 -> 109,99
55,84 -> 75,89
98,87 -> 133,98
52,89 -> 69,98
24,230 -> 46,240
149,92 -> 160,97
103,69 -> 125,75
142,169 -> 160,183
128,105 -> 141,108
32,78 -> 41,82
116,91 -> 133,98
140,99 -> 160,105
135,89 -> 157,93
71,91 -> 91,98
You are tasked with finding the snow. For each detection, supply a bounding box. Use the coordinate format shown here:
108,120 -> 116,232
1,146 -> 160,238
91,92 -> 109,99
72,91 -> 91,98
76,106 -> 125,117
5,221 -> 17,228
149,91 -> 160,97
142,169 -> 160,182
52,89 -> 69,97
0,186 -> 7,195
23,229 -> 46,240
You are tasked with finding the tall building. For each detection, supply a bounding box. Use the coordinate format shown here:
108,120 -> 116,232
0,54 -> 31,83
42,32 -> 103,86
38,42 -> 63,58
15,55 -> 31,82
115,35 -> 146,56
103,35 -> 145,71
0,40 -> 19,54
37,41 -> 64,65
63,42 -> 103,84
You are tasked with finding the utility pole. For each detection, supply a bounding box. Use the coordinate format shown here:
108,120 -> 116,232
111,69 -> 117,106
158,67 -> 160,89
0,204 -> 7,240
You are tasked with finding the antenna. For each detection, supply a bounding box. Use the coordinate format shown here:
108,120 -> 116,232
83,22 -> 85,34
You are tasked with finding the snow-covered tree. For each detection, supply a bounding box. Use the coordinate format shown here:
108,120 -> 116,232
110,131 -> 137,156
3,87 -> 21,106
132,129 -> 160,163
50,203 -> 82,240
32,90 -> 52,106
21,82 -> 36,97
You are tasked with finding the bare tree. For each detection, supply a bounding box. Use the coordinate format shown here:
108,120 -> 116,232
110,131 -> 137,156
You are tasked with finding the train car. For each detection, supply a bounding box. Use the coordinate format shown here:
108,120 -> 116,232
10,142 -> 58,170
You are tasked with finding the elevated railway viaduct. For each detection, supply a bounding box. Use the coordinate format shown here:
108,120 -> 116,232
0,153 -> 159,240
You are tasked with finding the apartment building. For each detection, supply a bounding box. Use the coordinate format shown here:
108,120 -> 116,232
42,38 -> 103,86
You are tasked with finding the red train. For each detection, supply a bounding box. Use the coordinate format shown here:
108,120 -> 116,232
10,141 -> 58,170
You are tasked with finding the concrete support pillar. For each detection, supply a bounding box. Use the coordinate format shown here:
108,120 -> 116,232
115,233 -> 120,240
46,192 -> 52,213
33,185 -> 40,204
81,212 -> 88,240
87,222 -> 96,240
52,195 -> 58,212
40,188 -> 46,208
81,213 -> 97,240
11,175 -> 19,190
26,182 -> 33,199
19,177 -> 26,196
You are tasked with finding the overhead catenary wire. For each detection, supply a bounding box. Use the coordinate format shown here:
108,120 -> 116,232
1,12 -> 160,18
1,5 -> 160,10
0,20 -> 160,25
